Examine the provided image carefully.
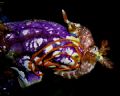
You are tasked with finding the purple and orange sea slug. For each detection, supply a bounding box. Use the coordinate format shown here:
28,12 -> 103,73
0,10 -> 113,88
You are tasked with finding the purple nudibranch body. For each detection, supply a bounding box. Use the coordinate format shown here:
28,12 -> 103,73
0,10 -> 113,88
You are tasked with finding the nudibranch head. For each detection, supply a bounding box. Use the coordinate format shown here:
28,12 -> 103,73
51,10 -> 113,79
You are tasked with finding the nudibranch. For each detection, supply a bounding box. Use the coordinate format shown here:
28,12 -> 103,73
0,10 -> 113,88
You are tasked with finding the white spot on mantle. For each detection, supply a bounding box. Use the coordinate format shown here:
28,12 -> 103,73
53,51 -> 61,56
37,38 -> 43,46
65,48 -> 73,55
44,45 -> 53,53
53,38 -> 60,44
61,58 -> 71,64
22,29 -> 29,35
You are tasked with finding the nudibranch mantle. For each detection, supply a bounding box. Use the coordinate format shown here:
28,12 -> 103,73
0,10 -> 113,88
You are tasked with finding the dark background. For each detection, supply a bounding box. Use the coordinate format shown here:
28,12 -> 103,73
0,0 -> 120,96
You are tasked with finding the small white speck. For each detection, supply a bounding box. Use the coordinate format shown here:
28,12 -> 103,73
66,72 -> 71,79
60,71 -> 64,76
44,39 -> 47,42
44,45 -> 53,53
53,24 -> 57,26
53,38 -> 60,44
90,46 -> 98,54
87,63 -> 95,73
33,41 -> 38,49
49,65 -> 56,68
21,26 -> 24,28
47,28 -> 53,31
75,23 -> 81,27
3,46 -> 6,49
24,60 -> 35,71
24,60 -> 31,71
66,20 -> 70,24
80,62 -> 95,75
99,56 -> 103,61
22,29 -> 29,36
49,31 -> 53,34
6,33 -> 11,37
37,38 -> 43,46
6,33 -> 14,39
38,61 -> 42,65
72,52 -> 78,57
53,38 -> 59,41
69,59 -> 75,65
35,30 -> 39,33
61,58 -> 71,65
55,55 -> 60,57
53,51 -> 61,56
25,42 -> 29,47
57,27 -> 60,30
60,65 -> 69,69
87,39 -> 91,44
65,48 -> 73,55
59,48 -> 63,50
45,27 -> 48,29
71,71 -> 78,79
34,57 -> 42,65
3,88 -> 6,90
23,56 -> 30,60
26,22 -> 31,25
30,42 -> 33,49
54,71 -> 59,75
61,58 -> 65,63
34,56 -> 40,61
